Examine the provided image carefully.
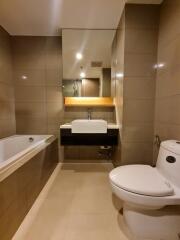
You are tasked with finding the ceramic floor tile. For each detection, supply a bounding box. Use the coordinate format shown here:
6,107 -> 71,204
69,191 -> 117,214
48,175 -> 83,195
24,216 -> 68,240
13,163 -> 130,240
65,229 -> 112,240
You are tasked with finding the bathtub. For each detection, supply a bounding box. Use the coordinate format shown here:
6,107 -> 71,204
0,135 -> 54,181
0,135 -> 58,239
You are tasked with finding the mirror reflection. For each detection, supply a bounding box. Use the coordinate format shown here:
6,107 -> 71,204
62,29 -> 115,97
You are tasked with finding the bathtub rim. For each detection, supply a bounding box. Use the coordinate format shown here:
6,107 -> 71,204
0,134 -> 57,182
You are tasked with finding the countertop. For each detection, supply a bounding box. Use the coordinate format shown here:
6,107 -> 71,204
60,123 -> 119,130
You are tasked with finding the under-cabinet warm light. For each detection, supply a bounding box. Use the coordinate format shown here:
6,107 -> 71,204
64,97 -> 114,107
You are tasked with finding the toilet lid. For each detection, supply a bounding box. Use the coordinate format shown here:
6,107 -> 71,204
110,165 -> 174,197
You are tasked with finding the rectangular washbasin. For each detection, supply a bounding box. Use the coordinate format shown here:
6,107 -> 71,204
71,119 -> 107,134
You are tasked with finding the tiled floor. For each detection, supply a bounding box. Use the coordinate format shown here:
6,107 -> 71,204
13,163 -> 130,240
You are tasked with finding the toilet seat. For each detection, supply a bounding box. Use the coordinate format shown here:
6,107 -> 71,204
110,165 -> 174,197
110,165 -> 180,208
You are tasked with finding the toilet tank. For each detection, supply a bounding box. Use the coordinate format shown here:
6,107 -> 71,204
156,140 -> 180,187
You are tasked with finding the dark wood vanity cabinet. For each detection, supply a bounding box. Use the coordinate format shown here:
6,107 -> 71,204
60,128 -> 119,146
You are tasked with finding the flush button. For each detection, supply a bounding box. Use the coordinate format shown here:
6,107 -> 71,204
166,156 -> 176,163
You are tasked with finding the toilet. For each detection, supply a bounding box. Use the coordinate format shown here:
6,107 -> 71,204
109,140 -> 180,240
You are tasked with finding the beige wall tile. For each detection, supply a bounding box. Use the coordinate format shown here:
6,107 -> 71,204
78,146 -> 103,161
125,4 -> 160,30
0,67 -> 13,85
155,72 -> 179,99
46,54 -> 62,70
64,146 -> 80,160
13,52 -> 45,70
156,38 -> 180,98
46,102 -> 63,121
123,99 -> 154,125
13,36 -> 63,161
121,142 -> 153,165
0,118 -> 16,138
0,101 -> 15,119
47,124 -> 60,138
46,37 -> 62,54
124,77 -> 155,99
154,0 -> 180,161
125,29 -> 158,54
14,69 -> 45,86
12,36 -> 46,55
158,0 -> 180,47
155,95 -> 180,125
122,124 -> 154,143
112,145 -> 121,167
46,69 -> 62,86
64,108 -> 84,121
46,37 -> 62,70
110,12 -> 125,165
15,102 -> 47,118
16,117 -> 47,134
113,5 -> 159,166
154,123 -> 180,141
0,83 -> 14,101
0,27 -> 16,138
124,53 -> 156,78
63,107 -> 115,125
15,86 -> 46,102
46,86 -> 62,102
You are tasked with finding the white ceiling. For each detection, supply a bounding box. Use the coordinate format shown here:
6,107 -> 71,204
0,0 -> 163,36
0,0 -> 124,36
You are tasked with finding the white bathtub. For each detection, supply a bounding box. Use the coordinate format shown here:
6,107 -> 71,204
0,135 -> 54,180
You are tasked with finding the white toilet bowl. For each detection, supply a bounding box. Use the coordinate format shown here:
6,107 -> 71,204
109,140 -> 180,240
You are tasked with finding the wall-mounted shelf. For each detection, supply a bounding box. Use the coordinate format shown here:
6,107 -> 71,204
64,97 -> 114,107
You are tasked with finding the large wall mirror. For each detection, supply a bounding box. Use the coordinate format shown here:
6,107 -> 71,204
62,29 -> 115,98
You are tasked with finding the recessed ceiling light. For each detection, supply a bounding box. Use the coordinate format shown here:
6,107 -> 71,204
80,72 -> 86,78
116,72 -> 124,78
76,52 -> 83,60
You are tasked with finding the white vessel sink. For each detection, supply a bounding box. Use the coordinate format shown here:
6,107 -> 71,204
71,119 -> 107,134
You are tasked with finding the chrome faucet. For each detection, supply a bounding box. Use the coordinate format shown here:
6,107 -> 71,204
155,135 -> 161,148
87,108 -> 92,120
